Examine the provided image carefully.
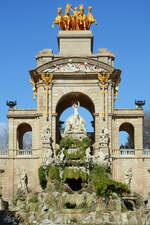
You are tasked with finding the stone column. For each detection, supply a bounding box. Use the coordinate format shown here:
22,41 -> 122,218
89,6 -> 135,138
8,118 -> 15,157
107,82 -> 113,152
51,113 -> 57,148
93,113 -> 99,152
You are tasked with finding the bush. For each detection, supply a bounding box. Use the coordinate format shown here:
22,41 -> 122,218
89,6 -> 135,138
60,137 -> 74,149
82,137 -> 90,148
60,137 -> 90,151
89,165 -> 130,198
38,167 -> 47,189
48,165 -> 60,181
28,194 -> 38,203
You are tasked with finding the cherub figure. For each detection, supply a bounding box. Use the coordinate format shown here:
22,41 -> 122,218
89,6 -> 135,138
52,8 -> 65,30
86,6 -> 98,30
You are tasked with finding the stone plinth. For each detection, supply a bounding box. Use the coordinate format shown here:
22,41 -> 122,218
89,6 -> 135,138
57,31 -> 93,56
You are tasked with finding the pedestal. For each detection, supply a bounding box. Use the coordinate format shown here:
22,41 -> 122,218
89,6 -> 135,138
57,31 -> 93,56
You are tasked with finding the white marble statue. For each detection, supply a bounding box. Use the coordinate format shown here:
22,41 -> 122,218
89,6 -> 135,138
42,124 -> 51,144
100,127 -> 110,146
64,101 -> 87,139
42,148 -> 53,168
124,168 -> 132,187
92,149 -> 111,169
16,169 -> 28,191
72,101 -> 80,124
85,147 -> 92,162
93,150 -> 105,165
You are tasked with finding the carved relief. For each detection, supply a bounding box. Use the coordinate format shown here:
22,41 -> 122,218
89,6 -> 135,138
42,124 -> 51,144
124,168 -> 132,188
99,127 -> 110,147
43,62 -> 104,73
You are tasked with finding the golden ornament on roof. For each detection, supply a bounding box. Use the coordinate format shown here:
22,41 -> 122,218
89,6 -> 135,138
52,4 -> 98,30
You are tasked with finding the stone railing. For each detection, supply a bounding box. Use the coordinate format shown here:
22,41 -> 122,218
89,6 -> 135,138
112,149 -> 150,157
16,149 -> 32,156
119,149 -> 135,156
0,149 -> 8,156
143,149 -> 150,155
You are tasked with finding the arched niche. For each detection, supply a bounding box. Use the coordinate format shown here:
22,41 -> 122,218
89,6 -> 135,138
55,92 -> 95,143
17,123 -> 32,150
119,122 -> 134,149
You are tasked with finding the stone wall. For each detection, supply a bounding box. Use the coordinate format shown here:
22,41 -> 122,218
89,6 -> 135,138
0,156 -> 41,200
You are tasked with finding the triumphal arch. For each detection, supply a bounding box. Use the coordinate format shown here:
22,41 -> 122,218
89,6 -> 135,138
0,4 -> 149,201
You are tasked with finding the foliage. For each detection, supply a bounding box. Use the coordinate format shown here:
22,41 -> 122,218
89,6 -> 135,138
82,137 -> 90,148
48,165 -> 60,181
89,165 -> 130,198
60,137 -> 74,149
60,137 -> 90,149
38,167 -> 47,189
28,194 -> 38,203
60,137 -> 90,160
64,148 -> 85,160
63,166 -> 87,182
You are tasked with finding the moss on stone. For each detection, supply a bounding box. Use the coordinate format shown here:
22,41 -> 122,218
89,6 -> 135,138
64,148 -> 85,160
89,165 -> 130,198
38,166 -> 47,189
48,165 -> 60,181
63,166 -> 87,182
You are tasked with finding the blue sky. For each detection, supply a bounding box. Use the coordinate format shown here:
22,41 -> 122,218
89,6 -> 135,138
0,0 -> 150,133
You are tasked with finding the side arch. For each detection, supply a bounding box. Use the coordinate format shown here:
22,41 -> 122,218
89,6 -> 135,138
119,122 -> 134,148
17,123 -> 32,149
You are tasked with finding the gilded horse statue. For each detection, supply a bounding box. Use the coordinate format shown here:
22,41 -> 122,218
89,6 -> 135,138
52,4 -> 98,31
63,4 -> 72,30
52,8 -> 65,30
86,7 -> 98,30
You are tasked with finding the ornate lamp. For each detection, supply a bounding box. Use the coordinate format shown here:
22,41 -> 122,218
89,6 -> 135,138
135,100 -> 145,108
6,100 -> 17,108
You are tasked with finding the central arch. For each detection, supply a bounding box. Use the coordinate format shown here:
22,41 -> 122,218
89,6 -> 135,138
55,92 -> 95,143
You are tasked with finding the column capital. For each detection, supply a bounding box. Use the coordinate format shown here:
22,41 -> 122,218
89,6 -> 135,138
52,113 -> 57,117
93,113 -> 99,117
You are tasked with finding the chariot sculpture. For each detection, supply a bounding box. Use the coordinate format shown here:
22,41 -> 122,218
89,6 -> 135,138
52,4 -> 98,30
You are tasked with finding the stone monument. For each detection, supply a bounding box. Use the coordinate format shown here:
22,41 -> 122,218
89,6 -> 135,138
0,4 -> 148,202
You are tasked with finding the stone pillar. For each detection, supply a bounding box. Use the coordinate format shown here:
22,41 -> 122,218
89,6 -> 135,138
8,118 -> 14,157
51,113 -> 57,148
94,113 -> 99,152
37,84 -> 44,113
107,82 -> 114,152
